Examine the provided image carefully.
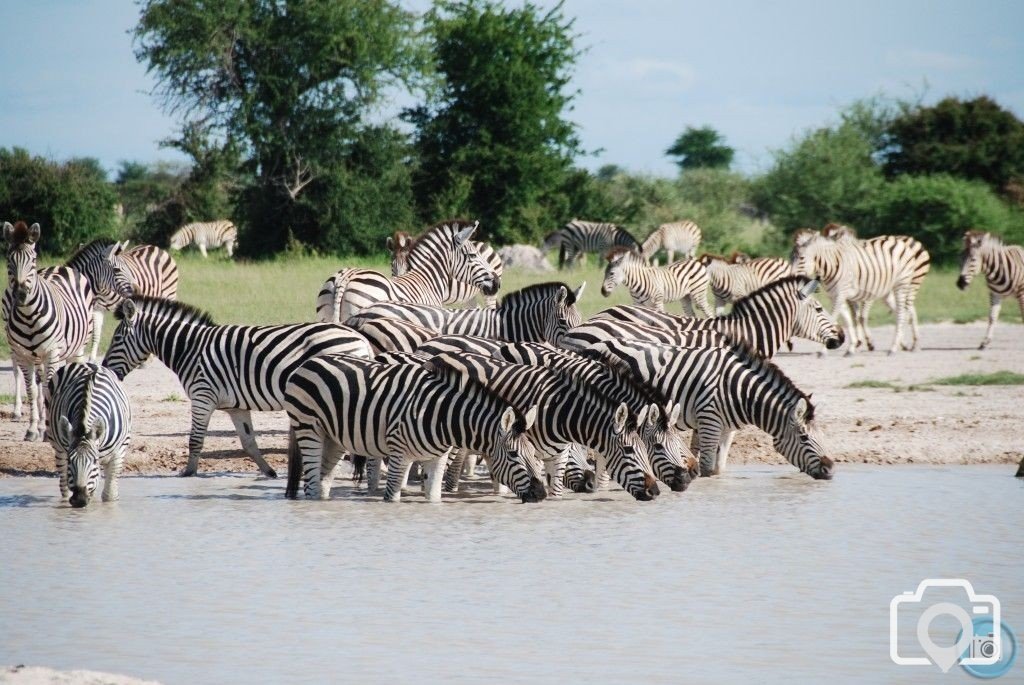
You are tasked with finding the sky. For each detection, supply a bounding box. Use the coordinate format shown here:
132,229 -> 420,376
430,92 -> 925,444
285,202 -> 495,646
1,0 -> 1022,178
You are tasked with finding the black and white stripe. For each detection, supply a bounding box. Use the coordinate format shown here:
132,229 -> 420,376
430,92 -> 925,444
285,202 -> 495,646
283,354 -> 547,502
387,229 -> 504,309
169,220 -> 237,258
542,220 -> 640,269
45,362 -> 131,507
698,253 -> 793,315
102,296 -> 372,477
957,230 -> 1024,350
346,316 -> 438,355
640,220 -> 702,265
601,247 -> 712,316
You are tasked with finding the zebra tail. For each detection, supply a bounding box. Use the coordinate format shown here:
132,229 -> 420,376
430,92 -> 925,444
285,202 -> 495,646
285,426 -> 301,499
330,268 -> 360,323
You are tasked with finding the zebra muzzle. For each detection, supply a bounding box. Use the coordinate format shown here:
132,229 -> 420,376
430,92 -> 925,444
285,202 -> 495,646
14,286 -> 28,304
826,329 -> 845,350
520,476 -> 547,503
667,465 -> 690,492
480,276 -> 501,296
69,487 -> 90,508
956,276 -> 969,291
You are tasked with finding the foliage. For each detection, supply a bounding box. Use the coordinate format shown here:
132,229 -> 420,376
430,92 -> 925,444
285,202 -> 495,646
0,147 -> 118,253
665,126 -> 734,171
883,96 -> 1024,195
932,371 -> 1024,386
408,0 -> 584,244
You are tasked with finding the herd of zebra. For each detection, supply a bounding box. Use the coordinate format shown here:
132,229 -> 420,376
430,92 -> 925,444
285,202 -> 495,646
3,215 -> 1022,507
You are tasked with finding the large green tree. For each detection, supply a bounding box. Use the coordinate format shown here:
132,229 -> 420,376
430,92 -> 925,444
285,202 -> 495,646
665,126 -> 734,171
407,0 -> 585,243
134,0 -> 425,255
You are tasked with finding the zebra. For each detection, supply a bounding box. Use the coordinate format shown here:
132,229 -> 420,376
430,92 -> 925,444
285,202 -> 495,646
640,220 -> 702,265
102,296 -> 372,477
284,354 -> 548,503
169,220 -> 237,258
601,246 -> 713,316
45,363 -> 131,507
4,222 -> 95,441
590,337 -> 834,479
346,316 -> 438,355
790,228 -> 930,355
541,220 -> 640,269
386,229 -> 504,309
348,282 -> 586,347
576,276 -> 843,358
315,220 -> 500,322
66,239 -> 179,361
698,253 -> 792,315
957,230 -> 1024,350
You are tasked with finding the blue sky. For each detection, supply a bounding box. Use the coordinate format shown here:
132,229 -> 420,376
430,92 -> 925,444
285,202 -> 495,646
1,0 -> 1022,178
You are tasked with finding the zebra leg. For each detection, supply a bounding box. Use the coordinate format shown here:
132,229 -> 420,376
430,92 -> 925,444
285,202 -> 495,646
383,455 -> 413,503
424,450 -> 451,503
226,409 -> 277,478
88,309 -> 105,362
444,447 -> 468,493
712,429 -> 737,476
545,452 -> 566,498
856,301 -> 874,352
680,298 -> 695,317
320,441 -> 344,500
464,452 -> 480,478
695,289 -> 714,318
365,457 -> 382,494
181,401 -> 216,477
22,362 -> 41,441
980,292 -> 1002,350
225,241 -> 234,258
666,249 -> 675,264
55,448 -> 69,501
888,292 -> 910,356
695,418 -> 723,477
12,364 -> 24,420
292,427 -> 323,499
199,243 -> 208,258
831,298 -> 857,357
102,443 -> 126,503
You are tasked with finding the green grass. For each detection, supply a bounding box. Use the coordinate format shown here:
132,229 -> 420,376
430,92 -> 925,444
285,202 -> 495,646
931,371 -> 1024,386
846,380 -> 899,389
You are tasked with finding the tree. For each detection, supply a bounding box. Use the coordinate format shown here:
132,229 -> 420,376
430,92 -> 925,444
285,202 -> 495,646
134,0 -> 426,255
407,0 -> 585,244
665,126 -> 734,171
883,96 -> 1024,194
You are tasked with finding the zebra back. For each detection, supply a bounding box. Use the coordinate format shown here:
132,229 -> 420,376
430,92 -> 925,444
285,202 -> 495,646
553,220 -> 640,268
118,244 -> 179,300
46,362 -> 131,456
699,253 -> 792,305
170,220 -> 236,251
346,315 -> 438,354
640,220 -> 701,261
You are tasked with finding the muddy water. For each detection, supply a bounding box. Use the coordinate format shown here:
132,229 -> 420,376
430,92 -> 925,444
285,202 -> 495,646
1,466 -> 1021,684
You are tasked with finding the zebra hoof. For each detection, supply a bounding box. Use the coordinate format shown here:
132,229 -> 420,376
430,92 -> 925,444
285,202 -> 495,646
23,430 -> 38,442
179,466 -> 198,477
12,411 -> 22,421
979,341 -> 990,350
263,468 -> 278,479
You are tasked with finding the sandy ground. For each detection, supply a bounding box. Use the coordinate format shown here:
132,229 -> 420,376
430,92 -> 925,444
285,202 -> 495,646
0,666 -> 159,685
0,321 -> 1021,479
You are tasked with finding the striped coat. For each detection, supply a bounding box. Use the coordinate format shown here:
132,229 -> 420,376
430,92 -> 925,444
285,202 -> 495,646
640,220 -> 702,265
169,220 -> 237,258
601,246 -> 712,316
542,220 -> 640,269
387,230 -> 504,308
698,253 -> 792,314
957,230 -> 1024,349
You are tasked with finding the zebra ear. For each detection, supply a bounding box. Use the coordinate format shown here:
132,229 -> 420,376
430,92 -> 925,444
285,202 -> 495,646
454,221 -> 479,246
87,418 -> 105,442
574,281 -> 586,301
119,299 -> 137,321
523,405 -> 538,431
3,222 -> 13,241
500,406 -> 517,434
791,398 -> 808,426
639,403 -> 654,427
798,279 -> 819,299
612,402 -> 629,434
668,403 -> 682,426
107,242 -> 124,259
385,236 -> 394,252
27,223 -> 41,243
57,416 -> 73,445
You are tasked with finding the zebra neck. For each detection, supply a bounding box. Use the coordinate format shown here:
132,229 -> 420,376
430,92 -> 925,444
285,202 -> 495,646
394,269 -> 447,303
731,367 -> 792,438
418,383 -> 500,454
11,281 -> 49,318
449,309 -> 501,337
147,322 -> 211,379
496,305 -> 543,341
718,307 -> 789,357
982,248 -> 1006,284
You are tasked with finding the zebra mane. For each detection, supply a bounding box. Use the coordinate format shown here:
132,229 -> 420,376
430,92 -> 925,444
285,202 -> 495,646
965,229 -> 1001,247
80,365 -> 99,434
6,221 -> 35,246
604,245 -> 643,261
791,228 -> 820,244
501,282 -> 579,307
730,275 -> 813,316
67,238 -> 118,264
116,296 -> 216,326
698,252 -> 729,264
410,219 -> 477,251
422,354 -> 531,431
568,346 -> 672,410
711,335 -> 816,422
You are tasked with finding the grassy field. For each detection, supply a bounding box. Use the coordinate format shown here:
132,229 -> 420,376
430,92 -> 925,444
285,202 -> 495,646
0,251 -> 1019,359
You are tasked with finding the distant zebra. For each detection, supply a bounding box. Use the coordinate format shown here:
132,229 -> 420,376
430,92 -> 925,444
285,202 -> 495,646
577,276 -> 843,358
349,282 -> 585,347
284,354 -> 547,502
67,239 -> 179,361
387,229 -> 504,308
591,337 -> 834,479
640,220 -> 702,265
542,220 -> 640,269
698,253 -> 792,315
957,230 -> 1024,349
315,220 -> 500,322
601,247 -> 712,316
4,222 -> 95,441
791,228 -> 930,355
45,363 -> 131,507
169,220 -> 237,258
103,297 -> 372,477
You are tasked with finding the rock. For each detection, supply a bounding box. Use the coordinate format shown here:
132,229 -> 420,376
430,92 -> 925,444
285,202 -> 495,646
496,244 -> 554,272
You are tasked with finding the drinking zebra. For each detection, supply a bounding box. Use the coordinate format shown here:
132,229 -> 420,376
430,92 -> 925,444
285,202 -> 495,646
349,282 -> 585,347
591,337 -> 834,479
790,228 -> 930,355
601,246 -> 713,316
575,276 -> 843,358
4,222 -> 95,441
169,220 -> 237,258
102,296 -> 372,477
45,363 -> 131,507
386,229 -> 504,309
541,220 -> 640,269
698,253 -> 792,315
640,220 -> 702,265
284,354 -> 547,503
956,230 -> 1024,350
66,239 -> 179,361
315,220 -> 499,322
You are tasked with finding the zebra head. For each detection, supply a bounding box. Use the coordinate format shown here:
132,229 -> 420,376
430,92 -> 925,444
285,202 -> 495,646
600,247 -> 635,297
957,231 -> 989,290
603,402 -> 660,501
493,405 -> 547,503
450,222 -> 500,295
55,370 -> 106,508
104,299 -> 149,380
789,229 -> 821,277
641,402 -> 696,492
168,227 -> 189,251
773,396 -> 833,480
386,231 -> 415,277
794,278 -> 845,350
4,221 -> 41,305
543,283 -> 585,345
106,241 -> 135,298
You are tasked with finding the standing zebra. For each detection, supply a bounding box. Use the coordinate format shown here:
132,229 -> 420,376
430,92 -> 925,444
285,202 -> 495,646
542,220 -> 640,269
582,276 -> 844,358
601,246 -> 713,316
169,220 -> 237,258
957,230 -> 1024,349
386,229 -> 504,308
102,297 -> 372,477
284,354 -> 547,503
349,282 -> 585,347
66,239 -> 179,361
315,220 -> 499,322
790,228 -> 930,355
591,337 -> 834,479
346,316 -> 438,355
4,222 -> 95,441
640,220 -> 702,265
45,363 -> 131,507
698,253 -> 792,315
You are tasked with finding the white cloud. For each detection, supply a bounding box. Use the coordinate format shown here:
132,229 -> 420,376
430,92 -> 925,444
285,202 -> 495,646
885,49 -> 979,71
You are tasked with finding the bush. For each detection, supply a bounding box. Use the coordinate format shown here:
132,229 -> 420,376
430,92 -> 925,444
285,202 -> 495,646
861,174 -> 1024,262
